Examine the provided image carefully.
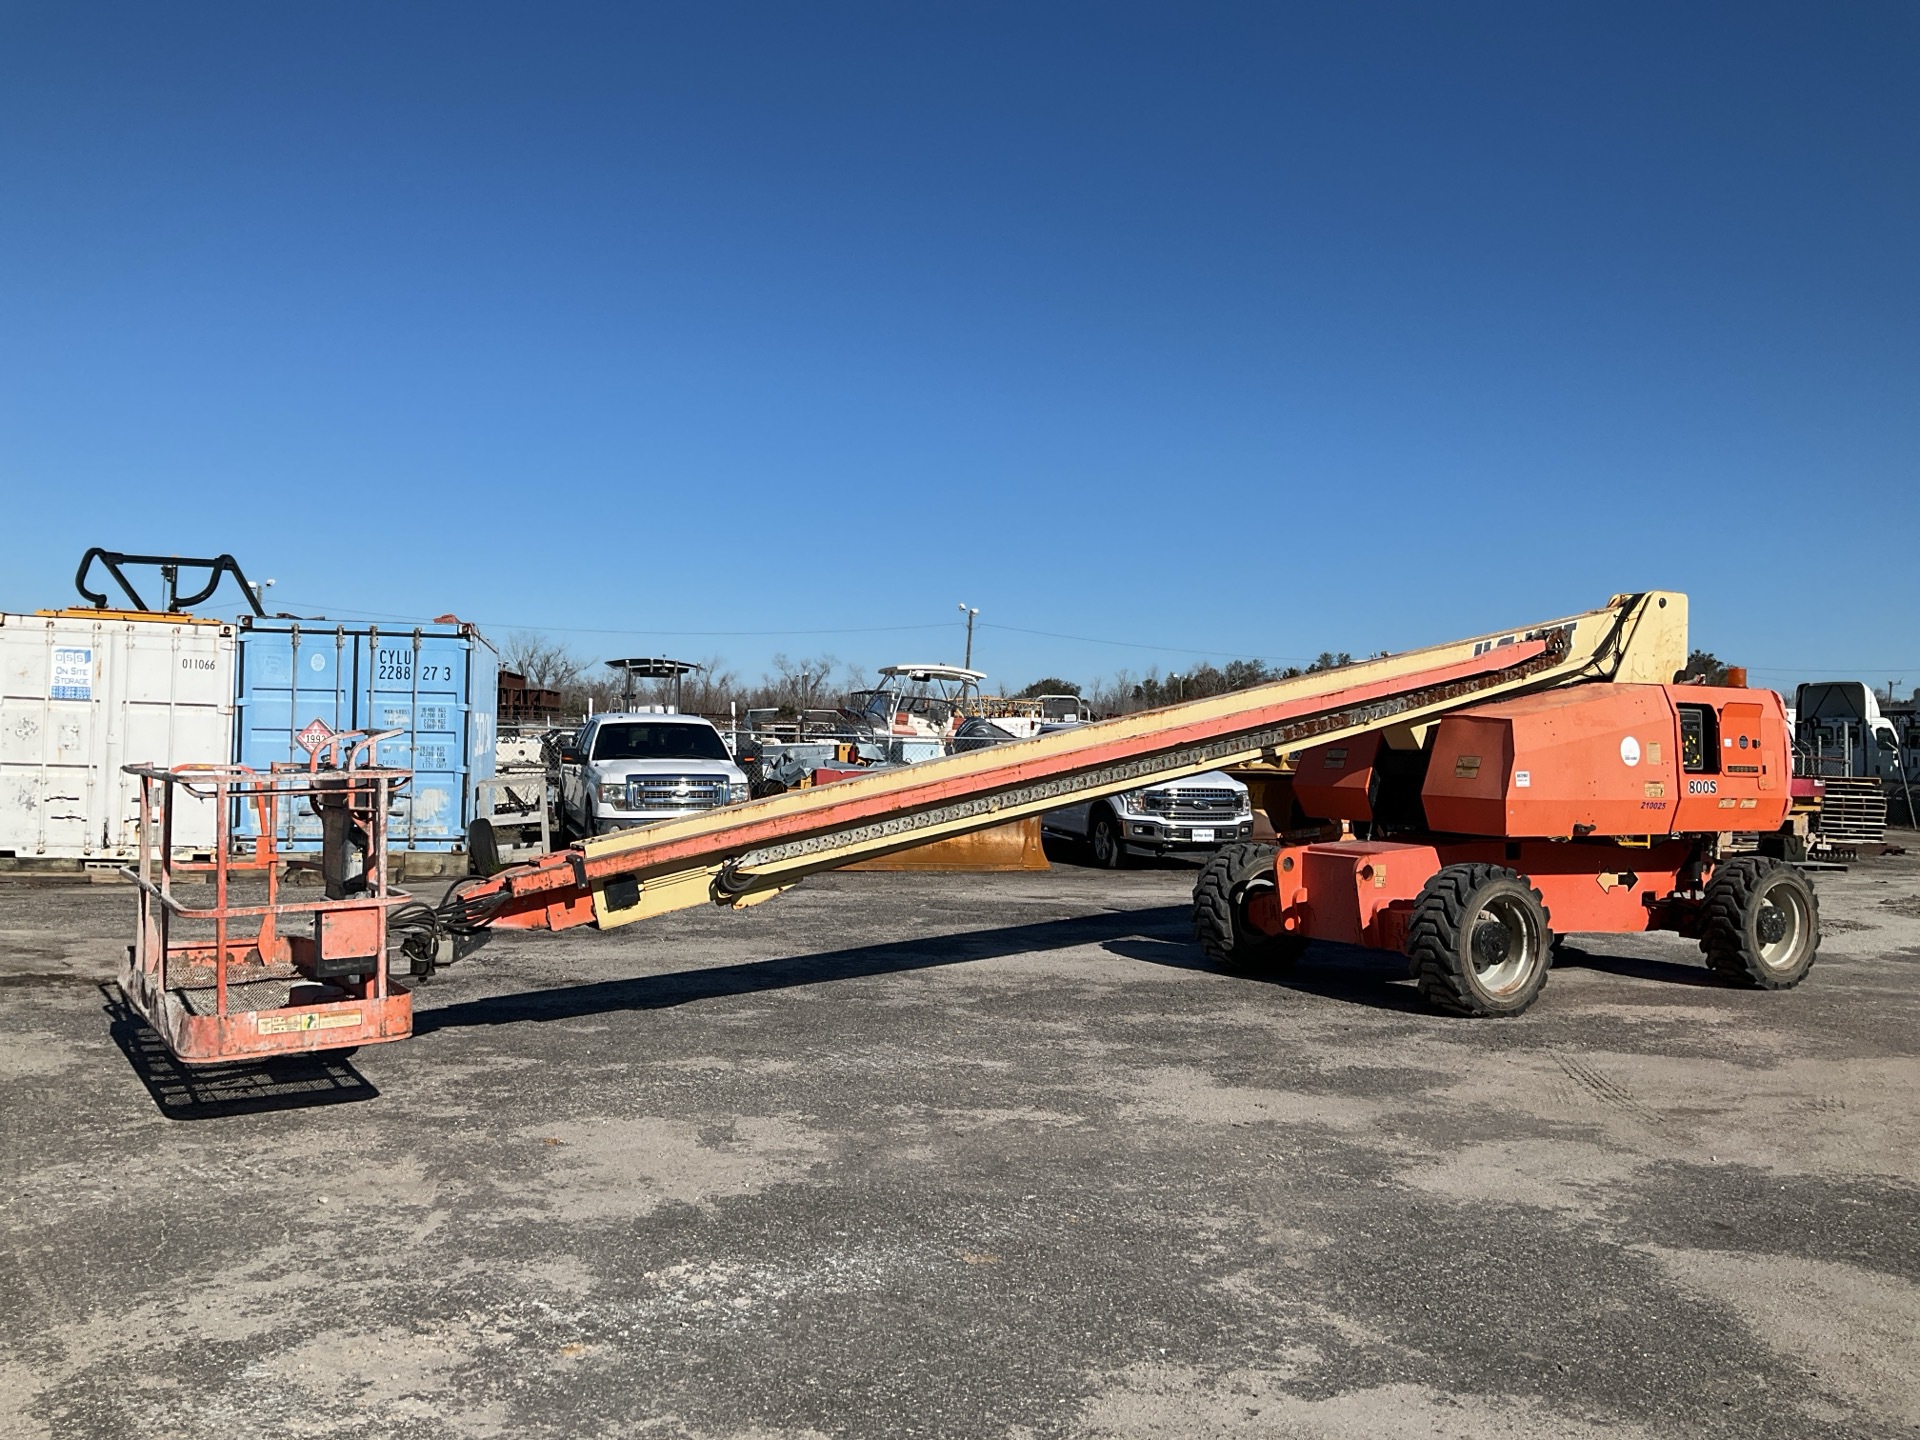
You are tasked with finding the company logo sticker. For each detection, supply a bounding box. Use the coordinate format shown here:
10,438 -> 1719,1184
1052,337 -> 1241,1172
51,648 -> 92,701
1620,736 -> 1641,767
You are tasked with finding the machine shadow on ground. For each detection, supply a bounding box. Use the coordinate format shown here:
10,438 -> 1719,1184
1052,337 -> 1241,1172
1547,939 -> 1721,987
413,906 -> 1193,1036
101,984 -> 382,1120
1103,933 -> 1436,1013
1108,930 -> 1726,1009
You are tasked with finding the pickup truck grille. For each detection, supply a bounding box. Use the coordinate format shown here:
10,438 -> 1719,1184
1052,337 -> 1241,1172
1161,787 -> 1242,821
628,776 -> 733,811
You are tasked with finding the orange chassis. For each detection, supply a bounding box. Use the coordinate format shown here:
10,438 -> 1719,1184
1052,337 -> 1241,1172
1246,836 -> 1702,954
1234,681 -> 1801,971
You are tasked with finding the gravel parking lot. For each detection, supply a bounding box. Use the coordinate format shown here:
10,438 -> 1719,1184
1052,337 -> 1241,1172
3,841 -> 1918,1440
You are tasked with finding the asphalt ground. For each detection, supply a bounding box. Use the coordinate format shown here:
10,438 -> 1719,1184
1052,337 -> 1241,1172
3,839 -> 1918,1440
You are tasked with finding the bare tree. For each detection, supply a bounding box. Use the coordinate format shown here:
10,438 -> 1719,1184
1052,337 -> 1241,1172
495,629 -> 1361,729
747,653 -> 858,715
501,631 -> 587,693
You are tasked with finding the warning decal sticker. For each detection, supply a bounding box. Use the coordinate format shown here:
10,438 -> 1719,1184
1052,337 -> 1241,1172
257,1011 -> 362,1035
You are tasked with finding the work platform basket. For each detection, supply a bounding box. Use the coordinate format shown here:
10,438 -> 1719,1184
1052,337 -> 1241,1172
119,736 -> 416,1065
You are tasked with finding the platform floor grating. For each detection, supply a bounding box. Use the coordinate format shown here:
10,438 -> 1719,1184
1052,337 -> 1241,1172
170,972 -> 302,1016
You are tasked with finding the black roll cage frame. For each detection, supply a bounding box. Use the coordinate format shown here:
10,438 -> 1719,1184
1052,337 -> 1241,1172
73,548 -> 266,617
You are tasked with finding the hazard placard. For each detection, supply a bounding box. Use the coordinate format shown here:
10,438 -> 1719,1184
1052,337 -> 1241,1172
296,718 -> 335,755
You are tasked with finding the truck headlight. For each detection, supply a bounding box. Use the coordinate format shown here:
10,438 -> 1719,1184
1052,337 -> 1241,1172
729,782 -> 749,803
1235,791 -> 1252,813
597,778 -> 629,808
1127,788 -> 1168,813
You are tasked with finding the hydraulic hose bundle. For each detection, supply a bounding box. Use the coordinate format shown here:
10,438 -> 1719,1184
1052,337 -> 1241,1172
387,879 -> 515,977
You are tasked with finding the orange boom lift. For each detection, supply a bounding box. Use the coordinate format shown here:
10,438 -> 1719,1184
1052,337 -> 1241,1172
120,590 -> 1816,1060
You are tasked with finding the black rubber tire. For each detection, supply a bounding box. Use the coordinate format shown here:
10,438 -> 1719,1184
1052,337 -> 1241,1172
1408,863 -> 1553,1017
1700,855 -> 1820,989
466,818 -> 501,877
1191,842 -> 1306,972
1089,807 -> 1129,870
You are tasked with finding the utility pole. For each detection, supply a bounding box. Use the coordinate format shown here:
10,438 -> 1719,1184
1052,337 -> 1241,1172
957,603 -> 979,670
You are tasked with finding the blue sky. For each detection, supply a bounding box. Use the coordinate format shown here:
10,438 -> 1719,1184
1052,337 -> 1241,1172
3,3 -> 1916,697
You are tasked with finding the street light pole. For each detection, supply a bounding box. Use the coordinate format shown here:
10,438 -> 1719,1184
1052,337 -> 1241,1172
957,603 -> 979,670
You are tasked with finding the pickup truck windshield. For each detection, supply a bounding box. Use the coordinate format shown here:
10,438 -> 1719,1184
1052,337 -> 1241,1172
591,723 -> 730,763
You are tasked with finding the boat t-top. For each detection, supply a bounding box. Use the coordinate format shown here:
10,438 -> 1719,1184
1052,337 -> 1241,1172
849,664 -> 988,741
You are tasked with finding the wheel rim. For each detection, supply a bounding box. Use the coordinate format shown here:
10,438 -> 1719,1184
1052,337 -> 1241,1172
1754,878 -> 1810,971
1467,893 -> 1540,996
1093,821 -> 1116,865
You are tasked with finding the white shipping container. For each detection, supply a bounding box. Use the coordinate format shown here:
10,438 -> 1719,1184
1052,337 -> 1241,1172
0,611 -> 237,859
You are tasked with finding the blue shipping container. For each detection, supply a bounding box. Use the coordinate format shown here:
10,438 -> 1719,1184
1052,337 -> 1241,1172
233,618 -> 498,851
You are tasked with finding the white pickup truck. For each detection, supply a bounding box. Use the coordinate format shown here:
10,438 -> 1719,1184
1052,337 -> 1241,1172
1043,772 -> 1256,868
559,711 -> 750,839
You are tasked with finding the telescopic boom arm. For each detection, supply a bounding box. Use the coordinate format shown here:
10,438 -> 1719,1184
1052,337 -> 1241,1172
453,592 -> 1688,936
